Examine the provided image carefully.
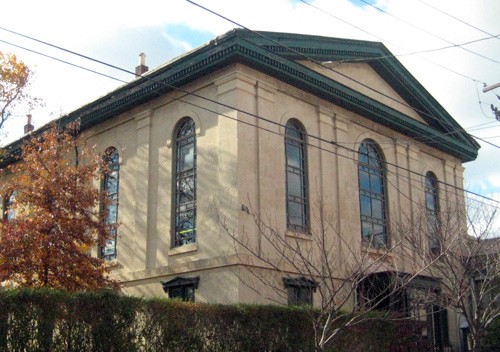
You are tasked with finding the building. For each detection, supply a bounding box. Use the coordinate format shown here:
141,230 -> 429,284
1,30 -> 480,350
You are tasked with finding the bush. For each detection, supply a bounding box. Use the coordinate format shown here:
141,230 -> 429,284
0,288 -> 426,352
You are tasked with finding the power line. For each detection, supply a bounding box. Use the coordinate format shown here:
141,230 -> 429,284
7,3 -> 493,155
185,0 -> 500,151
357,0 -> 500,64
0,28 -> 498,207
0,38 -> 128,84
414,0 -> 500,40
298,0 -> 490,83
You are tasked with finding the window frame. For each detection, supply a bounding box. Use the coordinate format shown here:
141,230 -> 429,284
100,146 -> 120,261
284,119 -> 309,233
283,277 -> 317,306
425,172 -> 441,255
161,276 -> 200,302
173,118 -> 197,247
357,140 -> 388,248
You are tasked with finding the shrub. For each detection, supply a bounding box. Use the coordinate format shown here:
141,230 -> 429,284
0,288 -> 427,352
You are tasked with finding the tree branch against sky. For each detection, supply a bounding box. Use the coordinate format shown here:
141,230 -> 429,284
0,51 -> 40,135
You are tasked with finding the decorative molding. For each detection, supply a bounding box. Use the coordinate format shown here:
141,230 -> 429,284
0,29 -> 479,168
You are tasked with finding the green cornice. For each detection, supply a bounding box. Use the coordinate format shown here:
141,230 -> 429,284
0,29 -> 479,167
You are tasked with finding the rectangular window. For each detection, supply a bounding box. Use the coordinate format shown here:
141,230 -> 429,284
283,277 -> 317,306
161,276 -> 199,302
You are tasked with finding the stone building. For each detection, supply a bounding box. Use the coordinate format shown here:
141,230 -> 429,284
1,29 -> 480,350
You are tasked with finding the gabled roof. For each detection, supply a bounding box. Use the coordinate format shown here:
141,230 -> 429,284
1,29 -> 479,165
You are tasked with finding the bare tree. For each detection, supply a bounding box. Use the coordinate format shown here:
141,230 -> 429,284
219,198 -> 435,352
403,198 -> 500,352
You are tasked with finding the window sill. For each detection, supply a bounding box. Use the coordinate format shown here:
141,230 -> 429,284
169,242 -> 198,256
361,245 -> 394,261
285,231 -> 312,241
105,260 -> 123,270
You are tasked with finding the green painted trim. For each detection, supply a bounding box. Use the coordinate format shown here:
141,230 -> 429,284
0,29 -> 478,167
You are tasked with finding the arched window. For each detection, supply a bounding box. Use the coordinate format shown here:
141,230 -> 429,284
285,119 -> 308,232
101,147 -> 119,260
174,118 -> 197,247
425,172 -> 440,254
358,140 -> 388,247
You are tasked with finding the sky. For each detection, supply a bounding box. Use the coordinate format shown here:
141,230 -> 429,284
0,0 -> 499,213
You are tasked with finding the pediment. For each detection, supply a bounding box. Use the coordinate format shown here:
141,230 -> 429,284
299,60 -> 427,124
0,29 -> 479,167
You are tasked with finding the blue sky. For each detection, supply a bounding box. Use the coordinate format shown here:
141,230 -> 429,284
0,0 -> 499,217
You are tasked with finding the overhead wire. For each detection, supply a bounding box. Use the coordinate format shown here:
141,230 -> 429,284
297,0 -> 498,124
0,38 -> 128,84
297,0 -> 488,83
0,26 -> 499,207
185,0 -> 500,151
414,0 -> 500,40
357,0 -> 500,64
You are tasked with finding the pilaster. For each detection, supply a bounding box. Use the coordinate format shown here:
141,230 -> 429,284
134,109 -> 153,270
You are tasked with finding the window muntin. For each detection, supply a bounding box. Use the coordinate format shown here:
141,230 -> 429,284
101,147 -> 119,260
174,118 -> 197,247
425,172 -> 440,255
285,120 -> 308,232
358,140 -> 388,247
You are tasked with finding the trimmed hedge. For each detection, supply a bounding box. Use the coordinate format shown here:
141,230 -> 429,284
0,288 -> 423,352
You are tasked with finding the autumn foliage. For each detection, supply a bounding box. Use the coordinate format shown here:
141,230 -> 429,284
0,51 -> 40,130
0,123 -> 118,291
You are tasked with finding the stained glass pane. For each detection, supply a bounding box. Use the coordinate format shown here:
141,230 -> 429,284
286,144 -> 302,169
372,199 -> 382,218
287,172 -> 303,198
288,201 -> 304,227
362,221 -> 372,239
178,144 -> 194,172
177,177 -> 195,205
370,174 -> 382,194
359,171 -> 370,191
361,195 -> 371,216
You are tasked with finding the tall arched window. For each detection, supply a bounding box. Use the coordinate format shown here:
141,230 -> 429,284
285,119 -> 308,232
358,140 -> 388,247
174,118 -> 197,247
101,147 -> 119,260
425,172 -> 440,254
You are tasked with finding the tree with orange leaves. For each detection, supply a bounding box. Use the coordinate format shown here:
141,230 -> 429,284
0,51 -> 40,131
0,122 -> 118,291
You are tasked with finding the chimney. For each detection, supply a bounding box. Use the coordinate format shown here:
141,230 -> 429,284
24,114 -> 34,134
135,53 -> 148,77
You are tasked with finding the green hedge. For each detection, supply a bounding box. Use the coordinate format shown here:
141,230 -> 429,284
0,288 -> 423,352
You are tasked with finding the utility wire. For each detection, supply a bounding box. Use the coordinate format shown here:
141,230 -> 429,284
358,0 -> 500,64
414,0 -> 500,40
1,28 -> 498,207
298,0 -> 488,83
4,8 -> 495,152
0,39 -> 127,84
298,0 -> 500,142
185,0 -> 500,150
